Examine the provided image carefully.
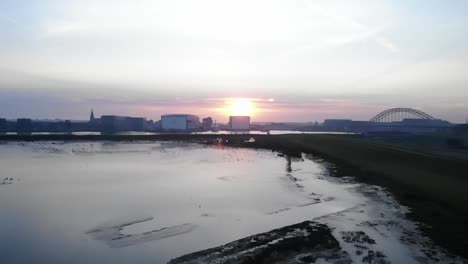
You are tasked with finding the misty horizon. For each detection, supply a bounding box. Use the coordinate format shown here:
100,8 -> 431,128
1,1 -> 468,122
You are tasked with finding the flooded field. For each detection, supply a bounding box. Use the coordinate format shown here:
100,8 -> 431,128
0,142 -> 461,263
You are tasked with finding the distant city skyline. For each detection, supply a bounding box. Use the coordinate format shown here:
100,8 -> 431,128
0,92 -> 463,123
1,0 -> 468,122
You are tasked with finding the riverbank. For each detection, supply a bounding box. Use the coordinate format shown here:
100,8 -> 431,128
169,221 -> 353,264
1,133 -> 467,259
225,134 -> 468,259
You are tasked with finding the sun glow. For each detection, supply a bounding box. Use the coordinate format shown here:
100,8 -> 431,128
225,98 -> 255,116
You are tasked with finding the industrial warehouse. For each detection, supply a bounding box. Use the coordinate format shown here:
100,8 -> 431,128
161,114 -> 201,132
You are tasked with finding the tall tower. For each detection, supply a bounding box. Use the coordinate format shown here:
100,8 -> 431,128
90,109 -> 95,122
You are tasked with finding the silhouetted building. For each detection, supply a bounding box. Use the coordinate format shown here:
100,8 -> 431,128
32,120 -> 59,132
16,118 -> 33,134
153,120 -> 162,130
321,117 -> 453,134
161,114 -> 200,131
144,119 -> 155,130
349,121 -> 371,133
202,117 -> 213,131
87,109 -> 101,131
100,115 -> 146,133
401,118 -> 451,128
64,120 -> 72,132
229,116 -> 250,131
0,118 -> 6,133
90,109 -> 95,122
323,119 -> 353,131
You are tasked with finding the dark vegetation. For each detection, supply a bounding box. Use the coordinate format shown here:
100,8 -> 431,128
1,133 -> 467,258
365,131 -> 468,155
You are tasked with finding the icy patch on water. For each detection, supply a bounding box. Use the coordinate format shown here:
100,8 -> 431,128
314,182 -> 464,264
86,216 -> 197,248
1,141 -> 69,156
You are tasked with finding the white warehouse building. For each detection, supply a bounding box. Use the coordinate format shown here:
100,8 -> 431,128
229,116 -> 250,131
161,114 -> 200,131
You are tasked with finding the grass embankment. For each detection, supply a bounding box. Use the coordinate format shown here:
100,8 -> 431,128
227,134 -> 468,259
1,133 -> 467,257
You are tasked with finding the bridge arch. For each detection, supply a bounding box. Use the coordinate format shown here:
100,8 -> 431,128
370,108 -> 435,122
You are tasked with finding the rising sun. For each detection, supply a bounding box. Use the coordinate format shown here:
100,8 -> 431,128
225,98 -> 255,116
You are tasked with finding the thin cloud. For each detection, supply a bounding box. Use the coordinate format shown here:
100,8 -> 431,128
0,13 -> 17,24
301,1 -> 399,53
375,37 -> 400,53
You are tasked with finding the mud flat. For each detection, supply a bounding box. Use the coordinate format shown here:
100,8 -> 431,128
86,216 -> 197,248
168,221 -> 352,264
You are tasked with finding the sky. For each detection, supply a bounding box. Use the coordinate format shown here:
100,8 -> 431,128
0,0 -> 467,123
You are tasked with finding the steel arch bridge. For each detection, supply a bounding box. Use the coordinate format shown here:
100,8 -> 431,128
370,108 -> 435,122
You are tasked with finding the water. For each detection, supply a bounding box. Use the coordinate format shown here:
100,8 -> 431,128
0,142 -> 460,263
3,130 -> 354,136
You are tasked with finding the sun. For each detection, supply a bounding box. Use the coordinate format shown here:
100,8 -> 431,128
225,98 -> 255,116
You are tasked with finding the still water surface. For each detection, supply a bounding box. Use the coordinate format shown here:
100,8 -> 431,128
0,142 -> 457,263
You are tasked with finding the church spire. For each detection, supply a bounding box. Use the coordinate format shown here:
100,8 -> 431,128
90,109 -> 95,122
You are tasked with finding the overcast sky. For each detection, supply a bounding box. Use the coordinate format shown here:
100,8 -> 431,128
1,0 -> 467,122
